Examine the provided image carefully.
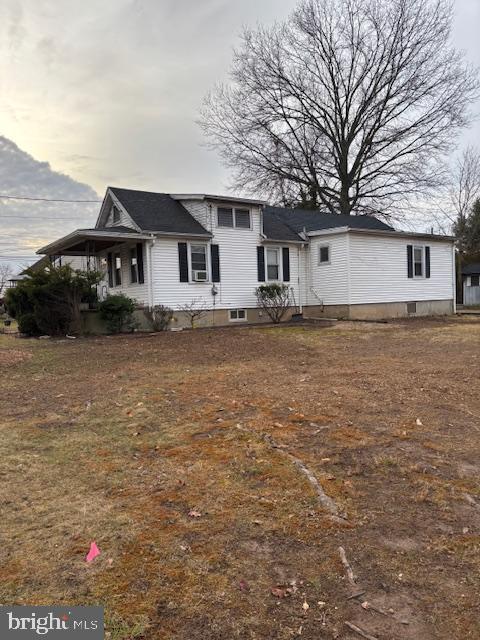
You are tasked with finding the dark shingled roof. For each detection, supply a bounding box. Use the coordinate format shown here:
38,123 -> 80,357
462,263 -> 480,275
109,187 -> 210,235
263,206 -> 394,240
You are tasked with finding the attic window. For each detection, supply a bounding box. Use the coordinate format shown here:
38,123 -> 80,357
319,244 -> 330,264
235,209 -> 251,228
217,206 -> 251,229
217,207 -> 234,227
112,205 -> 120,224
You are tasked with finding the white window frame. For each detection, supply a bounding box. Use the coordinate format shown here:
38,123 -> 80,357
229,309 -> 247,322
413,245 -> 425,279
318,243 -> 331,265
266,247 -> 281,281
189,243 -> 210,283
234,208 -> 251,229
217,206 -> 251,230
217,207 -> 234,228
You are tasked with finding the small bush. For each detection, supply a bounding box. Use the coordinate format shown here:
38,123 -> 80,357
99,294 -> 136,334
255,283 -> 291,324
145,305 -> 173,331
18,313 -> 40,336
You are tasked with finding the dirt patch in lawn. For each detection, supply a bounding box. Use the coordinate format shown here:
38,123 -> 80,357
1,318 -> 480,639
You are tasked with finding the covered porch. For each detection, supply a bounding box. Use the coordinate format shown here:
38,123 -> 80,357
37,227 -> 153,304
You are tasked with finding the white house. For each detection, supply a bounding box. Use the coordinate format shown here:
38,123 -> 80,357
37,187 -> 456,326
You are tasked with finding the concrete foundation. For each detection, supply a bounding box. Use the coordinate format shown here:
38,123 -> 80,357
304,299 -> 454,321
80,299 -> 454,334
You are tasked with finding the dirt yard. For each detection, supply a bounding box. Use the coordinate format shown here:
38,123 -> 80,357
1,318 -> 479,639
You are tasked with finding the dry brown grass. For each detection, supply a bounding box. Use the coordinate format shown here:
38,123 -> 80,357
1,318 -> 480,639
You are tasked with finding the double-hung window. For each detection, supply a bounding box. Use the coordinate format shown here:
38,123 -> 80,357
217,206 -> 251,229
190,244 -> 208,281
471,275 -> 480,287
413,245 -> 424,278
266,248 -> 280,280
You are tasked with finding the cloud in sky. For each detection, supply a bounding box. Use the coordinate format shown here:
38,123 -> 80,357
0,0 -> 478,272
0,136 -> 99,272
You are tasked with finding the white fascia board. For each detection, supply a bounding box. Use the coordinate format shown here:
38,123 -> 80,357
306,227 -> 350,237
171,193 -> 267,206
306,227 -> 455,242
37,229 -> 151,255
347,228 -> 455,242
145,230 -> 213,239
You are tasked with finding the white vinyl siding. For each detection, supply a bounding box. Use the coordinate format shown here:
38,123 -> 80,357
150,204 -> 300,310
348,234 -> 454,304
105,202 -> 135,228
306,234 -> 350,305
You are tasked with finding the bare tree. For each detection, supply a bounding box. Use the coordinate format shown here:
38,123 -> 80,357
0,263 -> 13,297
449,147 -> 480,246
200,0 -> 479,219
179,298 -> 208,329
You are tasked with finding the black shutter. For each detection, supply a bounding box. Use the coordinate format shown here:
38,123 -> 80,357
257,246 -> 265,282
282,247 -> 290,282
107,252 -> 113,288
407,245 -> 413,278
136,243 -> 144,284
211,244 -> 220,282
178,242 -> 189,282
425,246 -> 431,278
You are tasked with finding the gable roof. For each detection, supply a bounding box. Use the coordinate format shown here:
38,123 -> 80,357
462,263 -> 480,275
109,187 -> 210,236
263,205 -> 394,241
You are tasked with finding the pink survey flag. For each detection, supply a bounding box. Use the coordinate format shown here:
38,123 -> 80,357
86,541 -> 101,563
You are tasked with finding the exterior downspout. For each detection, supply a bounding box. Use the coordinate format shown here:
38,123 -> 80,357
297,245 -> 303,314
346,230 -> 352,312
147,236 -> 155,309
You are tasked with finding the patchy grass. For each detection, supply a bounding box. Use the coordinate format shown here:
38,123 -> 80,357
1,318 -> 480,639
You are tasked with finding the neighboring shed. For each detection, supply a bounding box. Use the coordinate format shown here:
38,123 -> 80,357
462,263 -> 480,306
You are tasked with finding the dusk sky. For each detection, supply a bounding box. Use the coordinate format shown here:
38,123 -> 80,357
1,0 -> 479,272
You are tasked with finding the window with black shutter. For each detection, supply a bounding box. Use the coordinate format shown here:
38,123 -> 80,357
407,245 -> 414,278
129,248 -> 138,283
137,243 -> 144,284
282,247 -> 290,282
107,252 -> 113,288
178,242 -> 189,282
257,246 -> 265,282
211,244 -> 220,282
114,253 -> 122,286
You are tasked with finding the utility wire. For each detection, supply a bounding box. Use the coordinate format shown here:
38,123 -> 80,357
0,194 -> 101,203
0,215 -> 94,220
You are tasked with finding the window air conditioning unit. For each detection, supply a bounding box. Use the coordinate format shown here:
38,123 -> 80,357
193,270 -> 208,282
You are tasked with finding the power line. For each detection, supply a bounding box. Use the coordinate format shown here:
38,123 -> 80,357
0,215 -> 94,220
0,194 -> 101,203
